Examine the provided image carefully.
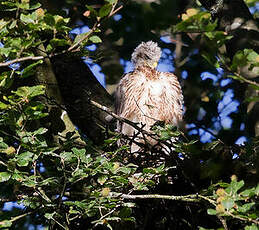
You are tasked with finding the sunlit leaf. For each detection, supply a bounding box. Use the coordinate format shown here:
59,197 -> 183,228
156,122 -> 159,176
89,35 -> 102,43
0,172 -> 11,182
99,4 -> 112,18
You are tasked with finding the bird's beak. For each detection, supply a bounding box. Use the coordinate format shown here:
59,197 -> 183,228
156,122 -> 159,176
153,62 -> 158,68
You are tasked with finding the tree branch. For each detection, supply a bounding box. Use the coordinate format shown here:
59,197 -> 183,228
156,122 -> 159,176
119,193 -> 216,204
90,99 -> 154,137
0,56 -> 44,67
0,4 -> 124,68
10,211 -> 34,222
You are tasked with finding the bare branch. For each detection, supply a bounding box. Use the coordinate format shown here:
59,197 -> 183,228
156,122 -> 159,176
119,193 -> 213,203
0,56 -> 44,67
10,211 -> 34,222
109,5 -> 123,17
0,4 -> 124,68
68,5 -> 123,52
68,21 -> 99,52
90,100 -> 153,136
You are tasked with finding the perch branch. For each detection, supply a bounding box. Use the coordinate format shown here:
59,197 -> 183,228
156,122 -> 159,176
90,100 -> 153,137
119,193 -> 216,204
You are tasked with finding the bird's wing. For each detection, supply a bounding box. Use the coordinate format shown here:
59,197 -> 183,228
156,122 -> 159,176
115,72 -> 139,118
160,72 -> 184,124
115,72 -> 141,135
115,73 -> 127,116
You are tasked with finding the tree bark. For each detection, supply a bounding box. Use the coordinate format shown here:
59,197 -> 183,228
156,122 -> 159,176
35,46 -> 86,145
50,54 -> 114,144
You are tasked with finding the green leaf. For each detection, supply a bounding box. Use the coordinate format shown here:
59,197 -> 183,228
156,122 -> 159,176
44,14 -> 55,26
205,140 -> 221,150
50,38 -> 69,47
17,2 -> 30,10
72,147 -> 86,158
21,60 -> 43,78
38,177 -> 58,186
0,172 -> 11,182
33,127 -> 48,135
9,20 -> 17,29
245,224 -> 259,230
222,198 -> 235,210
201,51 -> 220,68
119,207 -> 132,218
207,208 -> 217,215
0,1 -> 17,11
241,187 -> 256,197
0,220 -> 12,228
0,138 -> 8,149
246,50 -> 259,62
0,47 -> 12,57
173,12 -> 214,33
73,32 -> 89,45
97,175 -> 108,185
231,49 -> 259,71
89,35 -> 102,43
99,4 -> 112,18
20,13 -> 36,24
226,180 -> 244,194
0,19 -> 9,28
86,5 -> 98,17
16,151 -> 34,167
105,0 -> 117,3
0,101 -> 8,110
60,152 -> 74,162
12,172 -> 24,182
28,2 -> 41,10
45,212 -> 55,220
22,176 -> 37,187
237,202 -> 255,213
245,96 -> 259,103
143,168 -> 156,174
14,85 -> 45,99
255,184 -> 259,195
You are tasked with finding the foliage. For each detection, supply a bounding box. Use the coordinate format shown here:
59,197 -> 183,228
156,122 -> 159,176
0,0 -> 259,230
207,177 -> 259,223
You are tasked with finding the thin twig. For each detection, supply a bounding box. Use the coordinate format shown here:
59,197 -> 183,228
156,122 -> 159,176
90,100 -> 152,136
109,5 -> 123,17
0,160 -> 7,167
218,56 -> 259,88
92,208 -> 117,225
133,97 -> 158,122
10,211 -> 34,222
0,130 -> 20,141
68,21 -> 99,52
226,210 -> 259,225
229,73 -> 259,88
0,4 -> 124,68
120,193 -> 201,202
58,159 -> 67,209
68,5 -> 123,52
218,216 -> 228,230
0,56 -> 44,67
51,217 -> 66,230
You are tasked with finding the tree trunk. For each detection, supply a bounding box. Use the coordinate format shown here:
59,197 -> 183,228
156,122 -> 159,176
51,54 -> 114,144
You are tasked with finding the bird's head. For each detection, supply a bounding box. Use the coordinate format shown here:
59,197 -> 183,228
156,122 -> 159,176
131,41 -> 161,69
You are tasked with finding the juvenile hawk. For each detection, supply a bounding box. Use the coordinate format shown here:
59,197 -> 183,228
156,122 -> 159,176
115,41 -> 183,152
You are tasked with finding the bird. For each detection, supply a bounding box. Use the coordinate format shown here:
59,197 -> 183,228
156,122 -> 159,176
115,41 -> 184,153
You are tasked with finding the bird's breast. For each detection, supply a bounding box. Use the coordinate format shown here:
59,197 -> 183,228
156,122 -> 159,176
148,81 -> 164,96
